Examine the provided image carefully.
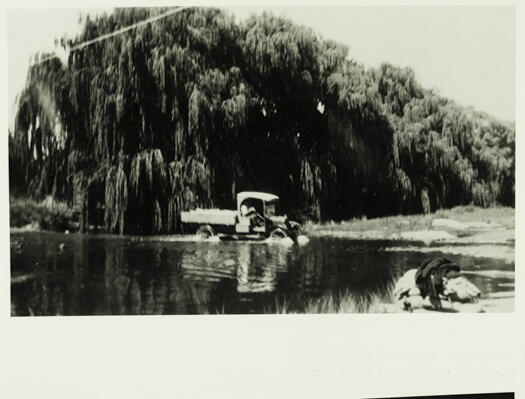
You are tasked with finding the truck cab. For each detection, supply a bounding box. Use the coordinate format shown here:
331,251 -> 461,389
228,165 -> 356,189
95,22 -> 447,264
237,191 -> 299,238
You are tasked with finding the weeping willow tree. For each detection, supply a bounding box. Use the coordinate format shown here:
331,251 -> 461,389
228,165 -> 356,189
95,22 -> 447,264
372,63 -> 515,213
9,7 -> 515,234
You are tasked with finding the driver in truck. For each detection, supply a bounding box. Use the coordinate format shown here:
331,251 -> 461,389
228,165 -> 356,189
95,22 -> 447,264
240,204 -> 265,227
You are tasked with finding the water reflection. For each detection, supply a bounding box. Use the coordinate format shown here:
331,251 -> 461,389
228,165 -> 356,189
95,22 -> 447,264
10,232 -> 514,316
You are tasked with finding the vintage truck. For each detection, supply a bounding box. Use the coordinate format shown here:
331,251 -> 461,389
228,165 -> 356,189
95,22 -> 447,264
180,191 -> 302,240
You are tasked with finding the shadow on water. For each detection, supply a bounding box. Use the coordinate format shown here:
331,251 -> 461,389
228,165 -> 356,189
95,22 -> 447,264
10,232 -> 514,316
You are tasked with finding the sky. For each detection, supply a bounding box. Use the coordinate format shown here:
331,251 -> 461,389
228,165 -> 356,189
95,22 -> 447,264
6,5 -> 516,132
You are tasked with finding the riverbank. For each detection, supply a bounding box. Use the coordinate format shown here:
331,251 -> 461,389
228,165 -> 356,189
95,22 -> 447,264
9,196 -> 78,232
303,206 -> 514,245
266,287 -> 514,314
300,206 -> 515,313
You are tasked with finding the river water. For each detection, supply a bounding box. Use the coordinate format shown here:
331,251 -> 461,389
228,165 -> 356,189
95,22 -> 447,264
10,232 -> 514,315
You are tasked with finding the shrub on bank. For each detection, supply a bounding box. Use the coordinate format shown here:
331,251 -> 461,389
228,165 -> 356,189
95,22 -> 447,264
10,196 -> 74,232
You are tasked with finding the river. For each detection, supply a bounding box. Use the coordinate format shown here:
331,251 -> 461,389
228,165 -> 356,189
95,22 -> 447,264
10,232 -> 515,315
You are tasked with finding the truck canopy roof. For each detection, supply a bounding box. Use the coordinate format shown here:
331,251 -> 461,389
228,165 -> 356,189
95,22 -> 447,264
237,191 -> 279,203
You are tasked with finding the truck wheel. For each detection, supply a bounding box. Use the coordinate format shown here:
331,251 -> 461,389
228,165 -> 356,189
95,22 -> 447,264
197,225 -> 215,239
269,228 -> 288,240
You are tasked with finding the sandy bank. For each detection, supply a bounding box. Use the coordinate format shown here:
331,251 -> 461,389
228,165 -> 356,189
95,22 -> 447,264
305,206 -> 515,263
306,207 -> 514,261
310,225 -> 514,245
377,294 -> 514,313
306,206 -> 514,242
384,244 -> 514,263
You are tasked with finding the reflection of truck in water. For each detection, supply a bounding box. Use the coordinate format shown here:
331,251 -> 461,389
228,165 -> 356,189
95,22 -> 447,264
180,192 -> 302,240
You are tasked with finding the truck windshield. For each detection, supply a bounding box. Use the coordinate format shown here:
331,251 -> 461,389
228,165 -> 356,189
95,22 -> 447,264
241,199 -> 264,216
265,202 -> 277,217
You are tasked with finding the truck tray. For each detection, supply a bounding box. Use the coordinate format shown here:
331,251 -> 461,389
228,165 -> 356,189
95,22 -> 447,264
180,209 -> 237,226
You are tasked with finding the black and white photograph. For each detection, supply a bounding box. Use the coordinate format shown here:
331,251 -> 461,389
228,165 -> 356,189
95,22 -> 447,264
2,2 -> 524,399
6,5 -> 516,316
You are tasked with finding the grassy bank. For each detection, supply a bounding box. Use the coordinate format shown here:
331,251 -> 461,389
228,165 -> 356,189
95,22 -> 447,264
265,285 -> 396,314
262,285 -> 513,314
10,196 -> 78,232
302,206 -> 514,239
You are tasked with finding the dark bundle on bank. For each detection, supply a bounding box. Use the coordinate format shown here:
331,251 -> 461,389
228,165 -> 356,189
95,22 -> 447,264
9,7 -> 515,234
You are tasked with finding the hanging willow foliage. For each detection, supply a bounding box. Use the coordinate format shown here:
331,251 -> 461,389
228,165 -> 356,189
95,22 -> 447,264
9,7 -> 514,234
104,161 -> 128,234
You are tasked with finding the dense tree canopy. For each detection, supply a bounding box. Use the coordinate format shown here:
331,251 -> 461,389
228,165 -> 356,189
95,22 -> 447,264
9,7 -> 515,234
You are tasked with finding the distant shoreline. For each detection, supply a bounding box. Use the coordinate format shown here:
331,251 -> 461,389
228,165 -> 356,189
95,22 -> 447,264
303,206 -> 514,242
10,197 -> 514,245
